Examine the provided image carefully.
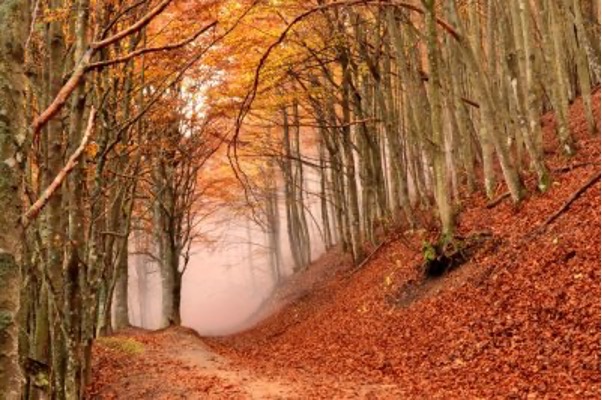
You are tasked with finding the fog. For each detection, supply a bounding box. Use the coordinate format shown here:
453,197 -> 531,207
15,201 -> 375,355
126,167 -> 328,336
122,125 -> 430,335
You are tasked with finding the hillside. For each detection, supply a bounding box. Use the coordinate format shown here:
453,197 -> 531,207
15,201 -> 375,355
205,90 -> 601,398
88,91 -> 600,399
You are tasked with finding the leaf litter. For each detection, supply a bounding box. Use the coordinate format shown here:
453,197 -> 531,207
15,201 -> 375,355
89,91 -> 601,398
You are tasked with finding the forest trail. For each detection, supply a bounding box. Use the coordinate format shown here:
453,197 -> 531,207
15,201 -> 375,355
87,327 -> 299,399
172,329 -> 298,399
87,326 -> 405,399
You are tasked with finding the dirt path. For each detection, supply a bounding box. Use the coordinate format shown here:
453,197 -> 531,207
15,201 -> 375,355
172,330 -> 300,399
89,327 -> 300,399
88,327 -> 405,399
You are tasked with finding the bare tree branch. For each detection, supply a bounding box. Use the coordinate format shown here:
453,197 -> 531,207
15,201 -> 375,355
86,21 -> 217,71
100,0 -> 149,39
31,0 -> 174,137
22,108 -> 97,227
91,0 -> 172,50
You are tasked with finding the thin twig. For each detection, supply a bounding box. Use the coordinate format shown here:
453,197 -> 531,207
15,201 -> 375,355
346,239 -> 391,277
486,192 -> 510,209
25,0 -> 41,50
552,161 -> 599,173
539,171 -> 601,229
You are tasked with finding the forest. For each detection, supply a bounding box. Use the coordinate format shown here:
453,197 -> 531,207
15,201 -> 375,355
0,0 -> 600,398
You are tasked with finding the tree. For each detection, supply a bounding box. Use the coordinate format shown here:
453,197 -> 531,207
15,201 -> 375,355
0,0 -> 27,397
226,0 -> 599,268
0,0 -> 222,396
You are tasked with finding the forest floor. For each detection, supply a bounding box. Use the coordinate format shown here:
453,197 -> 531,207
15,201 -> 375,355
87,90 -> 601,399
86,326 -> 403,399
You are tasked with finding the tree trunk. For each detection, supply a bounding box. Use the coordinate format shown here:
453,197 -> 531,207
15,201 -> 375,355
291,100 -> 311,267
171,270 -> 182,326
0,0 -> 27,397
43,0 -> 69,395
135,254 -> 148,328
425,0 -> 454,236
510,0 -> 550,191
341,55 -> 363,264
159,241 -> 175,328
112,242 -> 129,330
564,0 -> 597,134
64,0 -> 91,393
318,135 -> 333,249
449,0 -> 525,202
468,0 -> 496,198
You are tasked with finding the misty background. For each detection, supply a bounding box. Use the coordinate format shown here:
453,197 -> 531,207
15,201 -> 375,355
125,166 -> 328,335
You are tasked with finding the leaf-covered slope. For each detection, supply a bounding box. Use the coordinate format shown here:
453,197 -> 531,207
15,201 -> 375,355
208,91 -> 601,398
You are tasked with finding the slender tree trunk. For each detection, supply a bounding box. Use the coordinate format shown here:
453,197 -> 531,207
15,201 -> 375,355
291,100 -> 311,267
509,0 -> 550,191
318,134 -> 333,249
135,254 -> 147,328
445,35 -> 476,193
265,161 -> 282,283
281,106 -> 302,272
63,0 -> 91,394
112,242 -> 129,330
424,0 -> 453,236
32,284 -> 50,398
154,163 -> 171,329
450,0 -> 525,202
160,240 -> 176,327
341,66 -> 363,264
42,0 -> 69,395
468,0 -> 496,198
537,0 -> 575,154
563,0 -> 597,134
